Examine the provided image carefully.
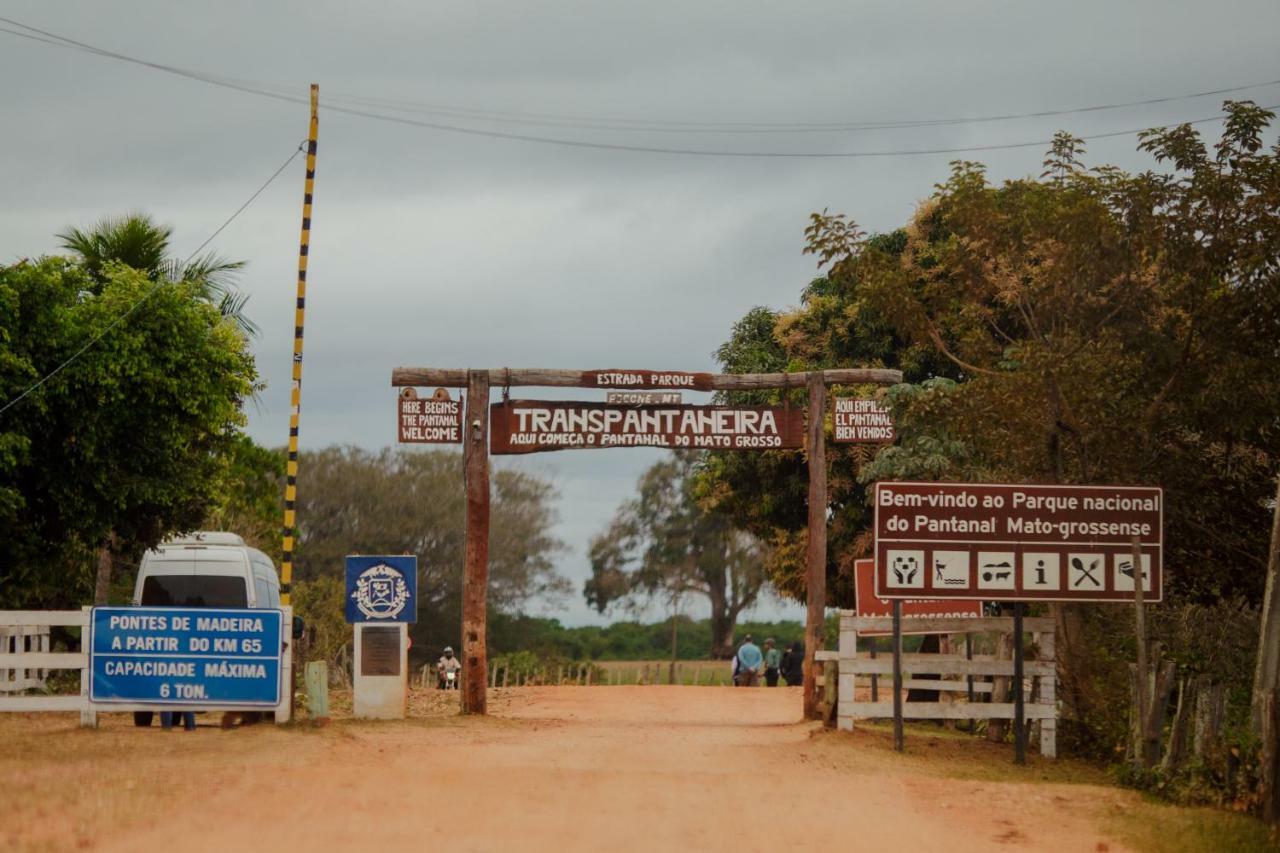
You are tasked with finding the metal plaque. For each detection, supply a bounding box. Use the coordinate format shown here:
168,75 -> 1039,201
360,626 -> 401,677
605,391 -> 684,406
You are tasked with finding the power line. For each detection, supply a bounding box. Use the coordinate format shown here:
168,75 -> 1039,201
314,79 -> 1280,135
0,141 -> 306,417
0,15 -> 1274,156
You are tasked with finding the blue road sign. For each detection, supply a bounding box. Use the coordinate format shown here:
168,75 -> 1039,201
345,555 -> 417,623
90,607 -> 283,706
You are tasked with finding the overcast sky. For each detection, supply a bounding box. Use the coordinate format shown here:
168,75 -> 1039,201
4,1 -> 1278,625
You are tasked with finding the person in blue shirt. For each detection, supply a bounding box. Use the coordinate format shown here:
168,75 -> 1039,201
734,634 -> 763,687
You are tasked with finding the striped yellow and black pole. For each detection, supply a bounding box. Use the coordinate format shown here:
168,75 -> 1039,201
281,83 -> 318,606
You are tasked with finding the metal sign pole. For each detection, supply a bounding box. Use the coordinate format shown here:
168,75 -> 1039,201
1013,602 -> 1026,765
892,599 -> 904,752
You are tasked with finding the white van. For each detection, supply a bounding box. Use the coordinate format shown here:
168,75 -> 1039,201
130,532 -> 296,728
132,531 -> 281,610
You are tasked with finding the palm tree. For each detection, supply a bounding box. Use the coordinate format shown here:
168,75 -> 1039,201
58,213 -> 257,337
59,214 -> 259,604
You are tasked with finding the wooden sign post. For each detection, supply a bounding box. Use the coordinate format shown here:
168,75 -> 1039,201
462,370 -> 490,714
804,372 -> 827,720
392,366 -> 902,717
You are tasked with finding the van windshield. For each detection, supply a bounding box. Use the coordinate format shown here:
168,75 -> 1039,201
141,575 -> 248,608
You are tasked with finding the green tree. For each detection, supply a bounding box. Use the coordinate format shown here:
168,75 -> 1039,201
58,213 -> 257,336
202,435 -> 285,563
586,451 -> 770,658
0,257 -> 257,608
699,243 -> 960,605
709,101 -> 1280,755
292,446 -> 569,659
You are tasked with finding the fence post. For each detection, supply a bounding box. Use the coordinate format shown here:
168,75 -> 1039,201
1013,603 -> 1026,765
305,661 -> 330,721
892,601 -> 904,752
80,606 -> 96,728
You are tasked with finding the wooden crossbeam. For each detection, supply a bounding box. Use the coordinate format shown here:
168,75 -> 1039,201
391,367 -> 901,390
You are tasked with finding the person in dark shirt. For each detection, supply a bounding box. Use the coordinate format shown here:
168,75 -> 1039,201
781,641 -> 805,687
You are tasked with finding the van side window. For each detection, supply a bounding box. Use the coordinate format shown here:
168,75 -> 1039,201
254,575 -> 272,609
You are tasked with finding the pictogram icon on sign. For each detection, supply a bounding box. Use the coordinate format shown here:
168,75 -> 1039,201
977,552 -> 1016,590
886,550 -> 924,588
1114,553 -> 1152,592
932,550 -> 969,587
1022,553 -> 1061,590
1068,554 -> 1104,590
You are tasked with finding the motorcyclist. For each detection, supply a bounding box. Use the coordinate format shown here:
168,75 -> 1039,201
437,646 -> 462,689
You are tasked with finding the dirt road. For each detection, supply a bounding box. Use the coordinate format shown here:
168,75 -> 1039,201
4,687 -> 1154,852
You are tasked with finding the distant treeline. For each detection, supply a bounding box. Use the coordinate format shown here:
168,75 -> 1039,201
488,613 -> 806,661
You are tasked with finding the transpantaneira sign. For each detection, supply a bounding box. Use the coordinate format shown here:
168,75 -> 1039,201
397,387 -> 462,444
853,559 -> 982,634
582,369 -> 715,391
873,481 -> 1163,603
489,400 -> 804,454
832,397 -> 895,444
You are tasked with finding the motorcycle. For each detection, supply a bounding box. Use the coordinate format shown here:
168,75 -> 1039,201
438,667 -> 460,690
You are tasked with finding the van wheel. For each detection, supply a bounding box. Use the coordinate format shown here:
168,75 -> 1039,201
133,712 -> 154,727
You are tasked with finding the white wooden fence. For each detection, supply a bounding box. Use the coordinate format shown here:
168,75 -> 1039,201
835,612 -> 1058,758
0,609 -> 293,727
0,609 -> 96,725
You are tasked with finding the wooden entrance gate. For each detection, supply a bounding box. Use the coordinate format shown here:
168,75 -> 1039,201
390,366 -> 901,716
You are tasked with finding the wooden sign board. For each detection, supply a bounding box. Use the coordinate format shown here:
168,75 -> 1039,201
833,397 -> 895,443
582,370 -> 714,391
853,559 -> 981,635
397,387 -> 462,444
605,391 -> 683,406
490,401 -> 804,454
873,481 -> 1163,602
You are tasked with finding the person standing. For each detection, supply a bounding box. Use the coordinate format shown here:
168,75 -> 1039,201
735,634 -> 763,687
763,638 -> 782,687
781,641 -> 805,687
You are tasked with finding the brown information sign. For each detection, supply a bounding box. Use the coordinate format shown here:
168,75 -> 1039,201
854,559 -> 982,634
582,370 -> 715,391
873,481 -> 1163,603
833,398 -> 895,444
397,387 -> 462,444
490,400 -> 804,454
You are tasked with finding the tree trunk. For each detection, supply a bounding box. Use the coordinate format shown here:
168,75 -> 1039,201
707,587 -> 734,659
1251,472 -> 1280,737
93,535 -> 115,605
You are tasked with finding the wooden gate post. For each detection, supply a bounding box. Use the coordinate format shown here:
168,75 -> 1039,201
803,371 -> 828,720
461,369 -> 491,714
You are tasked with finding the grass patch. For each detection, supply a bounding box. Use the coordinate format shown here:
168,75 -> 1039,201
1104,800 -> 1275,853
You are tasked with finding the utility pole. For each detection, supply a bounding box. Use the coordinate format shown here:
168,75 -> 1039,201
280,84 -> 318,607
